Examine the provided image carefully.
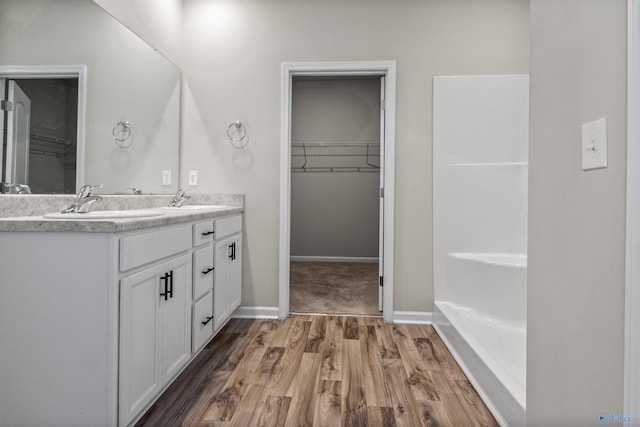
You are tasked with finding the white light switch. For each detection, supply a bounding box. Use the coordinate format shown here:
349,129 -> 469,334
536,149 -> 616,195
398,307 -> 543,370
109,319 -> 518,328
581,117 -> 607,170
162,170 -> 172,186
188,170 -> 198,186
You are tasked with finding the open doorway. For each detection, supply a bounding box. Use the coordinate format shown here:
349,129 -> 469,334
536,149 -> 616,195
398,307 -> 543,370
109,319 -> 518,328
279,61 -> 396,321
289,76 -> 381,316
0,65 -> 85,194
1,77 -> 79,194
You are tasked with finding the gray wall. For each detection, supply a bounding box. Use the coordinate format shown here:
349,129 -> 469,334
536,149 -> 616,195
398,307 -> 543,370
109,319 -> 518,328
178,0 -> 530,310
291,77 -> 380,259
96,0 -> 530,310
527,0 -> 626,424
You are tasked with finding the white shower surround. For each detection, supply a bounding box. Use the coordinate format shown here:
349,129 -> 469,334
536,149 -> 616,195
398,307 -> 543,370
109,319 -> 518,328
433,75 -> 529,426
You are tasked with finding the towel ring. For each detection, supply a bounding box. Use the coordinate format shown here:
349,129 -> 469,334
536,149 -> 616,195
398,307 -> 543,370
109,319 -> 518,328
113,121 -> 132,148
227,121 -> 248,149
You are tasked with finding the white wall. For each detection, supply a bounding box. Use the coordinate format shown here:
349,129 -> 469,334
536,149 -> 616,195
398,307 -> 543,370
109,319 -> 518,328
527,0 -> 627,424
291,77 -> 380,258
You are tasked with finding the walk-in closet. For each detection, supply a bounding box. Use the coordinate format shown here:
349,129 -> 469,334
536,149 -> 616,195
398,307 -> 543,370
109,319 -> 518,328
289,75 -> 382,316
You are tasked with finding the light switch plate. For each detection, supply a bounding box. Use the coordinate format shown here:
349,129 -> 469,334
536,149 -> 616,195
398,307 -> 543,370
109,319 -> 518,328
162,170 -> 172,186
581,117 -> 607,170
188,170 -> 198,186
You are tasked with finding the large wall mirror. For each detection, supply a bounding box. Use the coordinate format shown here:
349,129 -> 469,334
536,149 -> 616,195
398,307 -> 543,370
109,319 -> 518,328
0,0 -> 180,194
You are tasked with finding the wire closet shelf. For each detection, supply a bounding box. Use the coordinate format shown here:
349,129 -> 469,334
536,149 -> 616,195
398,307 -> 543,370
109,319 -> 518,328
29,133 -> 72,159
291,142 -> 380,173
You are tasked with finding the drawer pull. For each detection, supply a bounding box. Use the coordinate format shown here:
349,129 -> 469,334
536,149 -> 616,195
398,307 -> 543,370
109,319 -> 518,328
228,242 -> 236,261
160,271 -> 174,301
202,267 -> 214,276
201,231 -> 215,237
201,316 -> 214,326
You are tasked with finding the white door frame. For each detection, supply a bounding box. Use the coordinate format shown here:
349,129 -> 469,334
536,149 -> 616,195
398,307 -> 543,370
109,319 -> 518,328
0,65 -> 87,192
625,0 -> 640,421
279,61 -> 396,321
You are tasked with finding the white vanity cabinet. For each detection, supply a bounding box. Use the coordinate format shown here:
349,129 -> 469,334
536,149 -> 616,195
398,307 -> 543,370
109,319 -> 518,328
0,209 -> 243,427
118,225 -> 193,427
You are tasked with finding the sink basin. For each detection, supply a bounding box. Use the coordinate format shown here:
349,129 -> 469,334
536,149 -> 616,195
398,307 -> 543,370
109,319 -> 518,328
160,205 -> 231,210
43,210 -> 166,220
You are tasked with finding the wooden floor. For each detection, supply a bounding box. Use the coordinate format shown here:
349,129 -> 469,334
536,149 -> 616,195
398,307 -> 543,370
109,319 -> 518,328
136,315 -> 498,427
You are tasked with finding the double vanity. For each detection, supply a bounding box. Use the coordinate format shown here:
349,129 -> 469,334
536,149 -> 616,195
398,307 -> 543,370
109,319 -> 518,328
0,194 -> 244,427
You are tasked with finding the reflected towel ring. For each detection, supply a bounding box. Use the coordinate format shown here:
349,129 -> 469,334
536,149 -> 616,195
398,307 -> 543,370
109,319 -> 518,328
113,121 -> 133,148
227,120 -> 248,149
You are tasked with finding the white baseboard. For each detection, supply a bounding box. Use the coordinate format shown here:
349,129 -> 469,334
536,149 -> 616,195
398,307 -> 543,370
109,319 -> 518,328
233,307 -> 434,324
392,311 -> 434,324
290,256 -> 379,263
232,306 -> 280,319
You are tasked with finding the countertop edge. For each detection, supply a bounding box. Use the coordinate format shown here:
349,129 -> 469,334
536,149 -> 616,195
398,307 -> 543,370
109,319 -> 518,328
0,206 -> 244,233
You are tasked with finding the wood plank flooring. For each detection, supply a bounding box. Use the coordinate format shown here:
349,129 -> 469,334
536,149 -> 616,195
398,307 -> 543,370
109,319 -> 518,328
136,316 -> 498,427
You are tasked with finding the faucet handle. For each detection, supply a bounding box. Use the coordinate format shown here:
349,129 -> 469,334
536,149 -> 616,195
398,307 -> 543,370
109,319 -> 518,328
76,184 -> 103,200
127,187 -> 142,195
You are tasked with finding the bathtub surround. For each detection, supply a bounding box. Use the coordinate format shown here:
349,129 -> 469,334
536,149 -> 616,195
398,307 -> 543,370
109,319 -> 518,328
433,74 -> 529,426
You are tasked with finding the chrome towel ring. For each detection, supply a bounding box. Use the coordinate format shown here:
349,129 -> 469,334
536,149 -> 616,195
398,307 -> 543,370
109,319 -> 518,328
227,120 -> 248,149
113,121 -> 132,148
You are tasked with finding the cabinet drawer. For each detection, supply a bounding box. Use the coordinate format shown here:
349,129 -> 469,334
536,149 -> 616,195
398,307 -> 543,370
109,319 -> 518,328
120,225 -> 192,272
193,220 -> 215,247
193,245 -> 214,300
216,215 -> 242,240
192,293 -> 214,352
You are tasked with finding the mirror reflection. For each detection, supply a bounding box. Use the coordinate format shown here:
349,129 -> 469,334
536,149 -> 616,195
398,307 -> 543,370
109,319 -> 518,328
0,0 -> 181,194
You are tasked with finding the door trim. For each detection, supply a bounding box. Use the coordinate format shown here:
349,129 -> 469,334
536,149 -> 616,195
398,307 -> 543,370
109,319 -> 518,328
279,61 -> 396,321
0,65 -> 87,192
625,0 -> 640,419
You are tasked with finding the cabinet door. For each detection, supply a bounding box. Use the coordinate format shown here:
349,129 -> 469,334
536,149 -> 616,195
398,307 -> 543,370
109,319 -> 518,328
120,254 -> 191,427
120,268 -> 161,426
159,255 -> 192,381
227,235 -> 242,314
214,239 -> 230,330
214,233 -> 242,331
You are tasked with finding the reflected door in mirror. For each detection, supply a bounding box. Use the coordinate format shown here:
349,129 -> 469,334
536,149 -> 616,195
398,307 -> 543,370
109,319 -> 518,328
1,78 -> 78,194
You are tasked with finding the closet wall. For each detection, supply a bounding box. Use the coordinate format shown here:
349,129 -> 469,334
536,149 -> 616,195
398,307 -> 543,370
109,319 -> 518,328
291,77 -> 380,259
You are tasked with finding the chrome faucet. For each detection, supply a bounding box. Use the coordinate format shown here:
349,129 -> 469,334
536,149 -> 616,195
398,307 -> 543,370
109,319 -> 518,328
14,184 -> 31,194
2,183 -> 31,194
168,189 -> 189,207
61,184 -> 103,213
127,187 -> 143,195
